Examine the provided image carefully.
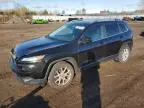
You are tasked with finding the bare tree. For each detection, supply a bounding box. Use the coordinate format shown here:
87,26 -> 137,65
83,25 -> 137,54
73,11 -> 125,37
62,10 -> 65,15
82,8 -> 86,15
140,0 -> 144,10
75,10 -> 81,15
42,9 -> 48,15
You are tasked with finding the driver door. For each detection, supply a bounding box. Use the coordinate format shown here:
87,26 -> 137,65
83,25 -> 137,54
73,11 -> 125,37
78,23 -> 105,68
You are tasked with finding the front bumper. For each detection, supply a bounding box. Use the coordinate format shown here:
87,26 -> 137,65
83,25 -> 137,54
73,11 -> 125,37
9,58 -> 47,85
16,76 -> 46,86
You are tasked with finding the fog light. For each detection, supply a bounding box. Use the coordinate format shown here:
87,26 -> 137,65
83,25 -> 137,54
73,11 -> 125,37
23,77 -> 33,82
28,65 -> 35,69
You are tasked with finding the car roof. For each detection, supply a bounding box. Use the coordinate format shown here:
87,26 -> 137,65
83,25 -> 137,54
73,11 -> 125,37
69,19 -> 123,26
68,20 -> 94,26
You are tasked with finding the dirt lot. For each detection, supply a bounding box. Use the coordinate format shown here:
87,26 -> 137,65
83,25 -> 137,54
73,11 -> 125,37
0,22 -> 144,108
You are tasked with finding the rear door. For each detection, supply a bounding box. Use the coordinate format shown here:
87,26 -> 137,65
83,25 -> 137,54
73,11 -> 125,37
78,23 -> 105,67
102,22 -> 122,57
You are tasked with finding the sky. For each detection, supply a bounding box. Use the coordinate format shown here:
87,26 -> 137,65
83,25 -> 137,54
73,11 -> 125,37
0,0 -> 140,14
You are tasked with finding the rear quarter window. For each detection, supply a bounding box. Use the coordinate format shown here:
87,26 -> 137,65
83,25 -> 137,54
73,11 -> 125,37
119,23 -> 128,32
104,23 -> 120,37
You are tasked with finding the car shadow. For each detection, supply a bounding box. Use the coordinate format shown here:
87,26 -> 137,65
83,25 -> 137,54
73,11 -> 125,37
140,31 -> 144,37
1,86 -> 51,108
81,64 -> 101,108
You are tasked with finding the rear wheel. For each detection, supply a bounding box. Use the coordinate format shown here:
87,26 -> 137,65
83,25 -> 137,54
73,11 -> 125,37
115,44 -> 130,63
48,61 -> 74,89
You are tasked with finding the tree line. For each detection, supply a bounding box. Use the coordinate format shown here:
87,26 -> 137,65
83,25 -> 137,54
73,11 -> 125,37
0,7 -> 49,16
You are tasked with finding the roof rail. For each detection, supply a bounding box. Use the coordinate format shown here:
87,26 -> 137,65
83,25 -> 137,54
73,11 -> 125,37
68,18 -> 122,23
79,18 -> 122,21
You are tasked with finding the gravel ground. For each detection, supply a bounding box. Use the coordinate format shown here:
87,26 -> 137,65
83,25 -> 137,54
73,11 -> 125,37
0,22 -> 144,108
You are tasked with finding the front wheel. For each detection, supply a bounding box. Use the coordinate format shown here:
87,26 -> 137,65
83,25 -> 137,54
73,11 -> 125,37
48,61 -> 74,89
115,44 -> 130,63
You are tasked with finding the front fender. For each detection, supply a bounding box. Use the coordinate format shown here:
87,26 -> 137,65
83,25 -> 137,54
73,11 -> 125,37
43,57 -> 80,80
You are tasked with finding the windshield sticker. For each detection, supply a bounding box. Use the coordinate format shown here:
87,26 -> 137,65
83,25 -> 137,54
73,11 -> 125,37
75,26 -> 85,30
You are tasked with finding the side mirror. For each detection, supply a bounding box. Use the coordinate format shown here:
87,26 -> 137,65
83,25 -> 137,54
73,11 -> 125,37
80,36 -> 92,44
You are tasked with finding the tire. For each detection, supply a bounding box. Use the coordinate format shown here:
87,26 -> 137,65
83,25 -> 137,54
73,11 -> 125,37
48,61 -> 74,89
115,44 -> 130,63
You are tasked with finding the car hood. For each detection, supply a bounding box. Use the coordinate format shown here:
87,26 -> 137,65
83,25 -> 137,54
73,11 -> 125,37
14,36 -> 67,58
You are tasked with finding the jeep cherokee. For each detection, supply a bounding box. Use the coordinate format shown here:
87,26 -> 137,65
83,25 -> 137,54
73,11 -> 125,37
9,19 -> 133,89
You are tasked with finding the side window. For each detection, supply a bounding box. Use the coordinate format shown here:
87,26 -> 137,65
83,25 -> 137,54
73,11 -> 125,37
104,23 -> 120,37
83,24 -> 102,42
119,23 -> 128,32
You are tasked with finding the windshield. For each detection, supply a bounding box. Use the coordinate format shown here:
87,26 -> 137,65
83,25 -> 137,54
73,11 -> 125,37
48,23 -> 85,41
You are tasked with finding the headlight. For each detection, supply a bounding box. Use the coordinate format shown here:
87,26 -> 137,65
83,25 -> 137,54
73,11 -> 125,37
21,55 -> 45,63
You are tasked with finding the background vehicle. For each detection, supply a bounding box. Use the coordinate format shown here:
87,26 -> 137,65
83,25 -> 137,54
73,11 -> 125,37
133,16 -> 144,21
122,17 -> 133,21
32,19 -> 49,24
68,18 -> 83,22
9,19 -> 133,89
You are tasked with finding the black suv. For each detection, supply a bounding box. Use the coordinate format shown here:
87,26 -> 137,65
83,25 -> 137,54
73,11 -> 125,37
10,19 -> 133,89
